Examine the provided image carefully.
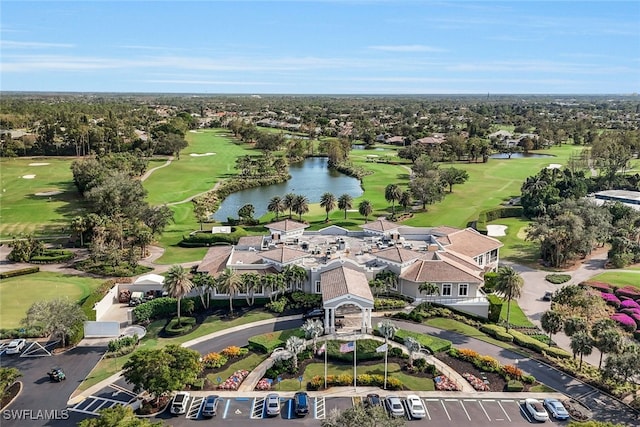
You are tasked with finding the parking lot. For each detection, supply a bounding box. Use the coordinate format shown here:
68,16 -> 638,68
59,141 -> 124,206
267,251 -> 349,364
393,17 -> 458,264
152,394 -> 570,427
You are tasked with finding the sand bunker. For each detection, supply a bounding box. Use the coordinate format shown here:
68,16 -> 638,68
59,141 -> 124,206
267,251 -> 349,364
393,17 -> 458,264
35,190 -> 63,196
22,174 -> 36,179
188,130 -> 202,133
486,224 -> 507,237
29,162 -> 50,166
547,163 -> 562,169
189,152 -> 216,157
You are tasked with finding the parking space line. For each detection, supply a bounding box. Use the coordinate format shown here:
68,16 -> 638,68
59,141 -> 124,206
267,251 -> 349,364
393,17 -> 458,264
440,400 -> 451,420
422,398 -> 431,421
315,396 -> 326,419
223,398 -> 231,418
186,396 -> 203,419
459,400 -> 471,420
476,400 -> 491,421
497,400 -> 512,422
519,403 -> 533,423
109,384 -> 138,399
251,397 -> 265,419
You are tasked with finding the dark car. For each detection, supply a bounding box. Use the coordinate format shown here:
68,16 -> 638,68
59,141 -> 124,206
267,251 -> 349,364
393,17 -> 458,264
201,395 -> 219,418
303,309 -> 324,319
294,391 -> 309,417
365,393 -> 381,407
47,368 -> 66,382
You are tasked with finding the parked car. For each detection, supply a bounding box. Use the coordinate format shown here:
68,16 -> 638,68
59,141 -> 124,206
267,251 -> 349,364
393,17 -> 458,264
384,395 -> 405,418
405,394 -> 426,419
524,398 -> 549,422
266,393 -> 281,417
365,393 -> 381,408
201,395 -> 219,418
5,339 -> 26,355
543,398 -> 569,420
47,368 -> 66,382
170,392 -> 190,415
294,391 -> 309,417
303,308 -> 324,319
543,290 -> 553,301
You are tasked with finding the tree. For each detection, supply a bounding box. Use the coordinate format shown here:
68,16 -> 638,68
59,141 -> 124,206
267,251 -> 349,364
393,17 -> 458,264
241,272 -> 261,306
378,319 -> 398,345
71,216 -> 87,247
540,310 -> 563,347
191,272 -> 216,309
418,282 -> 440,310
404,336 -> 421,368
593,327 -> 623,369
384,184 -> 402,216
494,266 -> 524,332
238,204 -> 255,222
79,405 -> 163,427
337,194 -> 353,219
292,194 -> 309,221
283,193 -> 296,219
122,345 -> 201,402
23,298 -> 86,347
570,330 -> 594,370
358,200 -> 373,222
440,167 -> 469,192
320,192 -> 337,222
216,267 -> 242,315
322,404 -> 406,427
163,265 -> 194,326
143,204 -> 174,235
282,264 -> 307,293
267,196 -> 285,220
285,335 -> 306,370
564,316 -> 588,337
193,199 -> 211,231
603,344 -> 640,382
399,190 -> 412,212
0,367 -> 21,401
301,319 -> 324,353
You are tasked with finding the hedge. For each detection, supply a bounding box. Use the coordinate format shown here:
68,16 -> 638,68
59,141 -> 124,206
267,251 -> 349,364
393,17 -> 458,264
509,330 -> 571,359
480,324 -> 514,342
393,329 -> 452,353
80,279 -> 122,321
486,294 -> 503,323
29,249 -> 75,264
132,297 -> 178,323
0,266 -> 40,279
164,316 -> 197,336
506,380 -> 524,391
475,206 -> 523,235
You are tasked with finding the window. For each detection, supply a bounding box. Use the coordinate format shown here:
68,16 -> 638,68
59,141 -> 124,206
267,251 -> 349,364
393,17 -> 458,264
255,285 -> 264,295
477,254 -> 484,265
296,281 -> 303,291
458,283 -> 468,297
315,281 -> 321,294
442,283 -> 452,296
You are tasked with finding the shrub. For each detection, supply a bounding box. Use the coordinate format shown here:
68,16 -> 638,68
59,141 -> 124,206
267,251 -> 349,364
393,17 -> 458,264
265,297 -> 287,313
66,321 -> 85,346
164,316 -> 196,336
107,335 -> 138,353
611,313 -> 637,332
480,324 -> 514,342
474,355 -> 501,372
458,348 -> 480,360
221,346 -> 247,358
522,374 -> 536,384
585,281 -> 613,293
620,299 -> 640,310
29,249 -> 75,264
544,274 -> 571,284
506,380 -> 524,391
475,206 -> 523,234
0,325 -> 46,339
133,297 -> 177,323
501,364 -> 523,380
601,292 -> 621,308
202,352 -> 228,369
615,286 -> 640,300
486,294 -> 503,323
374,298 -> 406,310
389,347 -> 407,359
0,266 -> 40,279
510,330 -> 571,359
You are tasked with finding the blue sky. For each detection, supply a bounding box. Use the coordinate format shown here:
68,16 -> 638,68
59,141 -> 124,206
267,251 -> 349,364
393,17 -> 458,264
1,1 -> 638,94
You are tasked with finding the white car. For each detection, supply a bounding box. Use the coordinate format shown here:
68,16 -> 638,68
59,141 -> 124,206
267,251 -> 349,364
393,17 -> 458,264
405,394 -> 426,419
5,339 -> 26,355
543,398 -> 569,420
524,398 -> 549,422
170,391 -> 190,415
266,393 -> 280,416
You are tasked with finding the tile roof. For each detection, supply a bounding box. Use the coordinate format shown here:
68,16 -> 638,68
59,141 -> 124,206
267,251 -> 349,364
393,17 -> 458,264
400,253 -> 483,283
260,246 -> 310,264
229,250 -> 264,265
237,236 -> 264,247
266,219 -> 308,232
375,246 -> 422,264
197,245 -> 233,276
321,266 -> 373,302
360,219 -> 401,233
435,227 -> 502,258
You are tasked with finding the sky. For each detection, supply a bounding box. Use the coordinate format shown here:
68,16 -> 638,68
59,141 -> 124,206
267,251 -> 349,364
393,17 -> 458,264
1,1 -> 639,94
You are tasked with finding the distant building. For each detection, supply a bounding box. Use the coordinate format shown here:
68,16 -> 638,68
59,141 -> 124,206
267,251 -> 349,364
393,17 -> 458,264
590,190 -> 640,211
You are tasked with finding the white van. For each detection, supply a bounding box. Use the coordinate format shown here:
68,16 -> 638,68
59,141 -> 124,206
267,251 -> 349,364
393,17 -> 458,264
170,392 -> 190,415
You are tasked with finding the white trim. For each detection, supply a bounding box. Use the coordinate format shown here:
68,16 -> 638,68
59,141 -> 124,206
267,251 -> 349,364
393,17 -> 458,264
315,280 -> 321,294
442,283 -> 452,296
458,283 -> 468,297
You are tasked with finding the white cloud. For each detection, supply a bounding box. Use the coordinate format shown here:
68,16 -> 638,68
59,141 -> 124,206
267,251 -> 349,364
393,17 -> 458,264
1,40 -> 74,49
368,44 -> 445,52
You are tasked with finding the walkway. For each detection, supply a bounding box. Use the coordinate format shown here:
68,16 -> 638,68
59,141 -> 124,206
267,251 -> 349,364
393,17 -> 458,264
140,156 -> 174,182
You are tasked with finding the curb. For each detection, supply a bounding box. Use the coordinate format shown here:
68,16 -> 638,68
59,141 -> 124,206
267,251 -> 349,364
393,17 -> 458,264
0,381 -> 23,410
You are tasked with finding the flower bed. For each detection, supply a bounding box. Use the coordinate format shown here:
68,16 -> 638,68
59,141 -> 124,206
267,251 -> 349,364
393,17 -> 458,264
462,372 -> 489,391
218,370 -> 249,390
601,292 -> 621,308
255,378 -> 272,391
434,375 -> 460,391
611,313 -> 636,332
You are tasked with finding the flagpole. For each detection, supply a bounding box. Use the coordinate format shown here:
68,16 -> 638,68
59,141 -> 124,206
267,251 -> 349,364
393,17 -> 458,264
324,337 -> 327,390
384,340 -> 388,390
353,338 -> 357,392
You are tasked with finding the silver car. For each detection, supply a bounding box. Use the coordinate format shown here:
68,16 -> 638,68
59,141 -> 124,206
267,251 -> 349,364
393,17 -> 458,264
384,395 -> 405,418
543,398 -> 569,420
266,393 -> 280,417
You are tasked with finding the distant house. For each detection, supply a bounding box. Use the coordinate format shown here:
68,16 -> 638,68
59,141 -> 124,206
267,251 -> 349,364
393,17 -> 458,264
385,136 -> 407,146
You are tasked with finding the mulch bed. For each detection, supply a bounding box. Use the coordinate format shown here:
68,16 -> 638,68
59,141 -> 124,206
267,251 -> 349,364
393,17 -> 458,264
0,382 -> 20,409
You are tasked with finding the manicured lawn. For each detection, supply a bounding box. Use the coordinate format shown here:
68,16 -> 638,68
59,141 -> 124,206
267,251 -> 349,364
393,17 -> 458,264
486,217 -> 539,265
205,352 -> 267,386
276,362 -> 435,391
424,318 -> 515,349
500,300 -> 535,328
588,271 -> 640,288
0,271 -> 104,329
0,157 -> 85,239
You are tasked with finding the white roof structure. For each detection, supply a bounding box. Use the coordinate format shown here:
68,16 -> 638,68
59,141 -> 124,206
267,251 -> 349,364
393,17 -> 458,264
133,273 -> 165,286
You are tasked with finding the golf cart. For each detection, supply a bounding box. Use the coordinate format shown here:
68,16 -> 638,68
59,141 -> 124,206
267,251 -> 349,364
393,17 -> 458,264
47,368 -> 66,382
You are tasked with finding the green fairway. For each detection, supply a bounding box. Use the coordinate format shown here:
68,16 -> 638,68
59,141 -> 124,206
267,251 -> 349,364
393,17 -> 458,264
487,217 -> 539,264
0,157 -> 84,239
143,129 -> 254,205
588,271 -> 640,288
0,271 -> 103,329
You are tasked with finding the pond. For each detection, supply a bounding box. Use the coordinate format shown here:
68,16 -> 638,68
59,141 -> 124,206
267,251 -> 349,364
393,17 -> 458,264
213,157 -> 363,221
490,152 -> 554,159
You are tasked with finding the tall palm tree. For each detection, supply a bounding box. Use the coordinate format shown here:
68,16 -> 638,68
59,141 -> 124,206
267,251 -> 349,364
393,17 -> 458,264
216,268 -> 242,315
292,195 -> 309,221
540,310 -> 563,347
71,216 -> 87,247
285,336 -> 307,370
261,274 -> 277,302
399,190 -> 412,212
283,193 -> 296,219
163,265 -> 194,326
319,192 -> 337,222
384,184 -> 402,216
564,316 -> 588,337
404,336 -> 421,368
378,319 -> 398,389
191,272 -> 216,309
241,272 -> 261,306
570,331 -> 594,370
358,200 -> 373,223
267,196 -> 285,220
301,319 -> 324,353
419,282 -> 440,310
337,194 -> 353,220
593,327 -> 623,369
494,266 -> 524,332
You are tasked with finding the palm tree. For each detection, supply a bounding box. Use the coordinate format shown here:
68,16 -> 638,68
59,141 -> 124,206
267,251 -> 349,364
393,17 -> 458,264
593,327 -> 623,369
283,193 -> 296,219
358,200 -> 373,223
282,264 -> 307,292
267,196 -> 285,220
163,265 -> 194,326
292,194 -> 309,221
570,331 -> 594,370
216,268 -> 242,315
540,310 -> 563,347
384,184 -> 402,217
71,216 -> 87,247
399,190 -> 412,212
564,316 -> 588,337
320,192 -> 337,222
191,272 -> 216,309
301,319 -> 324,353
285,336 -> 307,371
241,272 -> 261,306
337,194 -> 353,219
377,319 -> 398,389
404,336 -> 421,368
418,282 -> 440,310
494,266 -> 524,332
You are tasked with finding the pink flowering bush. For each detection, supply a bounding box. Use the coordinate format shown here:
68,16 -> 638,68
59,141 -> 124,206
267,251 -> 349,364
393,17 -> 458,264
587,281 -> 613,293
434,375 -> 460,391
601,292 -> 621,308
255,378 -> 272,391
462,372 -> 490,391
615,286 -> 640,300
611,313 -> 637,332
621,299 -> 640,309
218,370 -> 250,390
